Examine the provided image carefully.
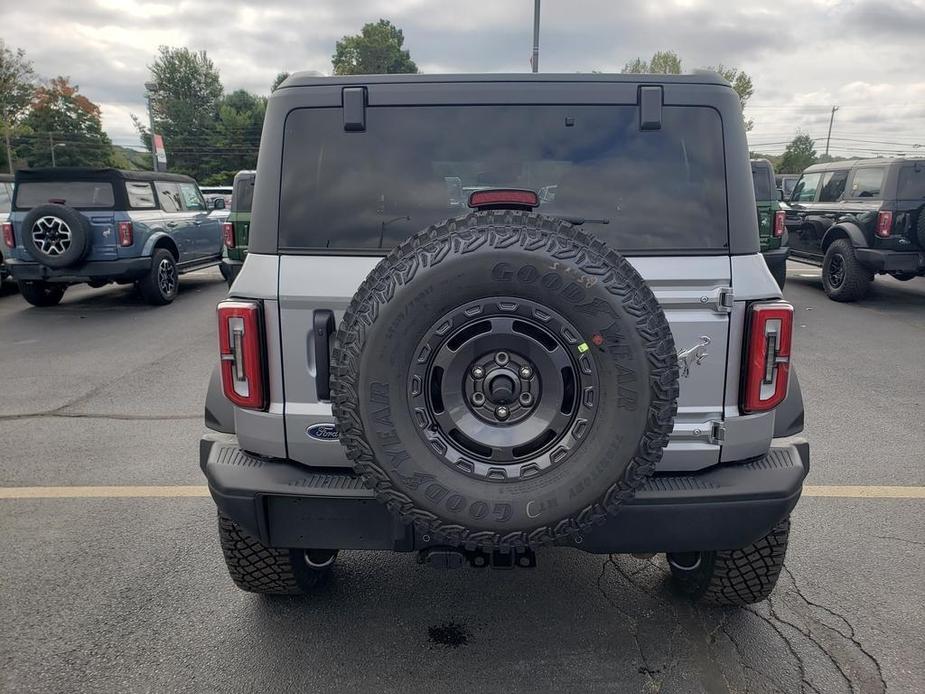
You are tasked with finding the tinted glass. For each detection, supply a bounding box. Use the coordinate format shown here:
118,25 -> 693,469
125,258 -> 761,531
0,182 -> 11,213
179,183 -> 205,210
232,176 -> 255,212
897,164 -> 925,199
15,181 -> 114,209
280,105 -> 728,253
819,170 -> 849,203
126,181 -> 156,209
791,173 -> 822,202
782,177 -> 797,197
155,182 -> 181,213
751,163 -> 773,200
849,168 -> 885,199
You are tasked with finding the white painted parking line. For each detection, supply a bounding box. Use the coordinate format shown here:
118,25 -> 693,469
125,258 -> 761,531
0,485 -> 923,499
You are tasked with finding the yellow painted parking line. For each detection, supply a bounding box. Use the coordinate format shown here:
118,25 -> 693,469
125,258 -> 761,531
802,485 -> 925,499
0,485 -> 210,499
0,485 -> 923,499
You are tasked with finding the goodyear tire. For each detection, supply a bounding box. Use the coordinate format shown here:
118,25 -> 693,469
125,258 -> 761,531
21,204 -> 91,269
331,211 -> 679,550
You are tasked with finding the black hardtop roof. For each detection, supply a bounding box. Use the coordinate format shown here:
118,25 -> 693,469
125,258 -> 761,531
14,167 -> 195,184
750,158 -> 773,169
279,71 -> 731,90
803,158 -> 925,173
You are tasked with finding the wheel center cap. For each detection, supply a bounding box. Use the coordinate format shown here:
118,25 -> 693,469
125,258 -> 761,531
488,374 -> 516,404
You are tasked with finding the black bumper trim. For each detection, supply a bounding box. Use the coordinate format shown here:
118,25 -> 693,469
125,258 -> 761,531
200,434 -> 809,554
855,248 -> 925,274
6,257 -> 152,283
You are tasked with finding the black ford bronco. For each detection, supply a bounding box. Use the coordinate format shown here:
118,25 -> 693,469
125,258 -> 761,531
785,158 -> 925,301
201,73 -> 808,606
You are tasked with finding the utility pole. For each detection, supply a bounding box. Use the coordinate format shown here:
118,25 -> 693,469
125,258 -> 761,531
49,133 -> 55,167
531,0 -> 540,73
145,82 -> 158,172
824,105 -> 839,158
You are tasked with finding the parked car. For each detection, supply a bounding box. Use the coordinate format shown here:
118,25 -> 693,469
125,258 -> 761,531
784,158 -> 925,300
200,185 -> 233,210
752,159 -> 789,288
201,72 -> 807,606
219,170 -> 254,286
0,173 -> 12,283
776,174 -> 799,200
2,168 -> 225,306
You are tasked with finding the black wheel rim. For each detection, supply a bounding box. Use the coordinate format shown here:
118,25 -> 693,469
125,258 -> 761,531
827,253 -> 845,288
408,297 -> 599,481
157,258 -> 176,296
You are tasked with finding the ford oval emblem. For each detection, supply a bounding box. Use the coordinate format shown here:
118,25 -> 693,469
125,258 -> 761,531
306,423 -> 339,442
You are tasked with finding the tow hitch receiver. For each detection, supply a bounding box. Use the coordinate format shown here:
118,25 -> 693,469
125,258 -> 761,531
419,546 -> 537,570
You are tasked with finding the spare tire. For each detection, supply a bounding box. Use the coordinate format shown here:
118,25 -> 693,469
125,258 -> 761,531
332,211 -> 679,549
21,204 -> 91,268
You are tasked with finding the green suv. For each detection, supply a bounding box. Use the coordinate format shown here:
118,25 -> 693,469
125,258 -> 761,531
219,170 -> 255,286
752,159 -> 788,288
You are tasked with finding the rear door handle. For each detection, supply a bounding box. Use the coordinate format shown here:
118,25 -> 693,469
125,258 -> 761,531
312,310 -> 336,401
193,220 -> 202,226
166,221 -> 178,228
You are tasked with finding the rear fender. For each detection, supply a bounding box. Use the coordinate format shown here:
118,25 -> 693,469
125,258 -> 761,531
821,223 -> 867,251
142,231 -> 179,259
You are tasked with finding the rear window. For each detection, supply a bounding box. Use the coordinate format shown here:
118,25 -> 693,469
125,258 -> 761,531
751,163 -> 773,201
15,181 -> 115,209
232,176 -> 255,212
849,167 -> 885,199
897,164 -> 925,199
0,182 -> 12,213
279,105 -> 728,253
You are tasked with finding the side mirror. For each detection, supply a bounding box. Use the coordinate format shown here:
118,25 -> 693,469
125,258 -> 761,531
213,198 -> 225,210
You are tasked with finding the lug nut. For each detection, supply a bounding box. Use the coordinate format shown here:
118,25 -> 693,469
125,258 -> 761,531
471,392 -> 485,406
519,366 -> 533,379
495,352 -> 509,365
471,366 -> 485,379
495,406 -> 510,420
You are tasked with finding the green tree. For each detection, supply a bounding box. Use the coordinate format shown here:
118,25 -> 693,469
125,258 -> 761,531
134,46 -> 223,179
0,40 -> 36,173
779,132 -> 817,174
209,89 -> 266,176
17,77 -> 113,168
621,50 -> 755,130
332,19 -> 418,75
271,71 -> 290,91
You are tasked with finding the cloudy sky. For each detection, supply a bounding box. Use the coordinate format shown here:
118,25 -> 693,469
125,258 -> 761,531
2,0 -> 923,158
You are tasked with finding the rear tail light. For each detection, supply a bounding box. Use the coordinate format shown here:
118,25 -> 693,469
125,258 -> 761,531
875,211 -> 893,238
2,222 -> 13,249
117,221 -> 133,247
742,302 -> 793,413
468,189 -> 540,209
773,210 -> 786,238
217,300 -> 267,410
222,222 -> 235,249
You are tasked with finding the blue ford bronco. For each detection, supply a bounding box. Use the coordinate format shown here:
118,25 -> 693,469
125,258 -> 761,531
201,73 -> 809,606
2,168 -> 225,306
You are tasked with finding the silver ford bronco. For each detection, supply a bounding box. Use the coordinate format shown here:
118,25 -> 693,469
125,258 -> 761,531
201,73 -> 808,605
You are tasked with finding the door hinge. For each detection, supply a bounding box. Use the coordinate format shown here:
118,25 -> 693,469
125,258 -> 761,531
716,287 -> 734,313
709,420 -> 726,445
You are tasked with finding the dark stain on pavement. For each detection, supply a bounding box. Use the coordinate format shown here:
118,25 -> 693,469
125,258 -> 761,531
428,622 -> 470,648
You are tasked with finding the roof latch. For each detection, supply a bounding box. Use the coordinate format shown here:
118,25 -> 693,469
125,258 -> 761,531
638,85 -> 663,131
343,87 -> 367,132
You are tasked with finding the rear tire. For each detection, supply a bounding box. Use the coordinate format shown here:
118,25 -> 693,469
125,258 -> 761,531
217,512 -> 336,595
822,239 -> 871,302
137,249 -> 178,305
667,517 -> 790,606
18,280 -> 66,307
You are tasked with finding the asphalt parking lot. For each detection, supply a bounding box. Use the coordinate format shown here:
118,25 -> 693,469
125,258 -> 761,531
1,264 -> 922,694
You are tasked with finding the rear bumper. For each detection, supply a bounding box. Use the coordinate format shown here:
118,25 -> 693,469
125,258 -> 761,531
855,248 -> 925,274
5,257 -> 152,283
200,433 -> 810,554
762,246 -> 790,270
